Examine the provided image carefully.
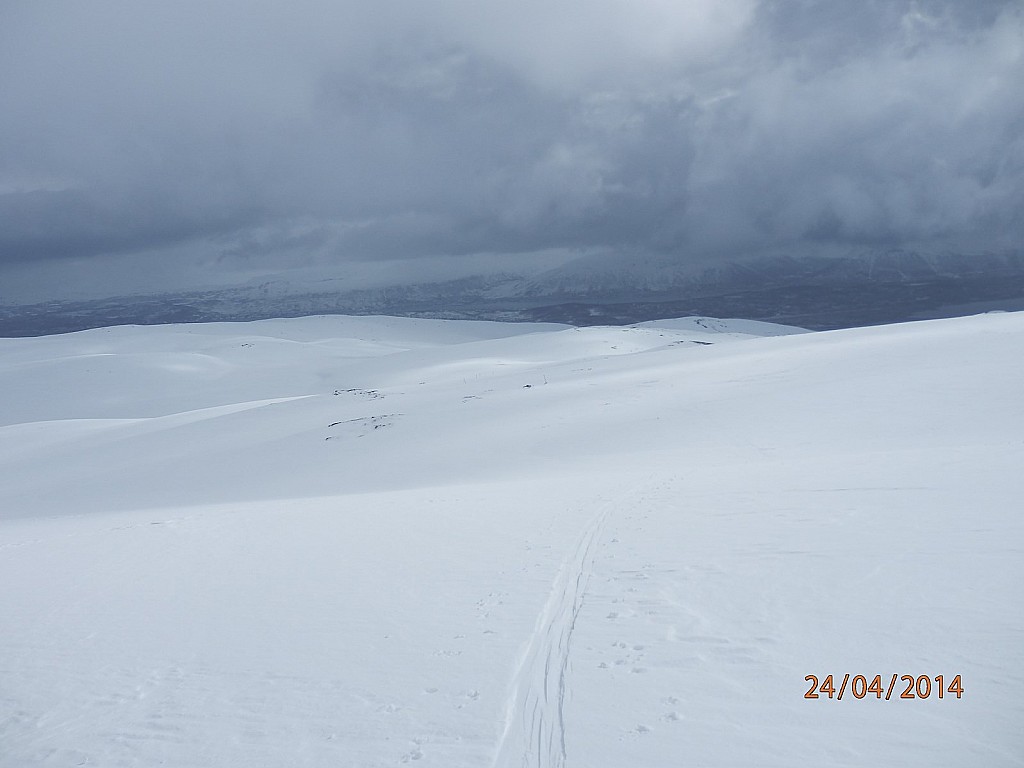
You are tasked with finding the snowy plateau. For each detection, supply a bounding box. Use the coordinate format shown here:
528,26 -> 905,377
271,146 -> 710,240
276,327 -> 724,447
0,312 -> 1022,767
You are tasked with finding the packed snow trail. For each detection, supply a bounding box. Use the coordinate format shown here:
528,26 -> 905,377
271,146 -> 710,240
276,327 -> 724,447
493,483 -> 641,768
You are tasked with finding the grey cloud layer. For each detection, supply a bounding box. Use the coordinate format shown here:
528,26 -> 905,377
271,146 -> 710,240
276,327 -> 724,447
1,0 -> 1021,293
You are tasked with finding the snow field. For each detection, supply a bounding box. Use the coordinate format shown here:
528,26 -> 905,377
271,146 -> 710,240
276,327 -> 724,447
1,312 -> 1021,766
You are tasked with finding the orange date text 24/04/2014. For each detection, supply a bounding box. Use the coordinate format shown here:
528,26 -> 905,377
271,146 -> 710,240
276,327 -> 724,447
804,674 -> 963,701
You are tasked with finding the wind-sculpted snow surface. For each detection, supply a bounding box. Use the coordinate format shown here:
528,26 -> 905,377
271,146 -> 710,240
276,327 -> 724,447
0,313 -> 1022,767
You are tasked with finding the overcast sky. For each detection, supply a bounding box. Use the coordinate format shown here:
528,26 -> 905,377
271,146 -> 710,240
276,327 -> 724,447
1,0 -> 1022,302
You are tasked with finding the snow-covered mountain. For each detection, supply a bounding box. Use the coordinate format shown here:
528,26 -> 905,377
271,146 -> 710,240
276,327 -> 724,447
521,249 -> 1024,297
3,250 -> 1023,337
1,312 -> 1021,766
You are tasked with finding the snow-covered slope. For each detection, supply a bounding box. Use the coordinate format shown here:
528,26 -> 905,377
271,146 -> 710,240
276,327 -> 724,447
0,313 -> 1021,767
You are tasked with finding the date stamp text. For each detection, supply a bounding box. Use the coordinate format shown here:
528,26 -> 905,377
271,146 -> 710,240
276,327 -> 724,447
804,674 -> 963,701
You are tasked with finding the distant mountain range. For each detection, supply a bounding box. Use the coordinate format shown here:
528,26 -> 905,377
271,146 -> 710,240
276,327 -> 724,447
3,250 -> 1024,336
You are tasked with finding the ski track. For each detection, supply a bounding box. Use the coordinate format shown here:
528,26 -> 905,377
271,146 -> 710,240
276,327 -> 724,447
493,483 -> 639,768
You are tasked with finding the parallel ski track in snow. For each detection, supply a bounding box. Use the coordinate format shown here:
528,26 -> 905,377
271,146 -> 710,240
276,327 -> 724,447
493,482 -> 641,768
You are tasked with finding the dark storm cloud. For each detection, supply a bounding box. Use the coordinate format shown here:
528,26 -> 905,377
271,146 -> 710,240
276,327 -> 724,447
0,0 -> 1021,299
682,2 -> 1024,256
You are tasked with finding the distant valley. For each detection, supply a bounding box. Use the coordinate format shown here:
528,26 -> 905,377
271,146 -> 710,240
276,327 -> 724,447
4,250 -> 1023,336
